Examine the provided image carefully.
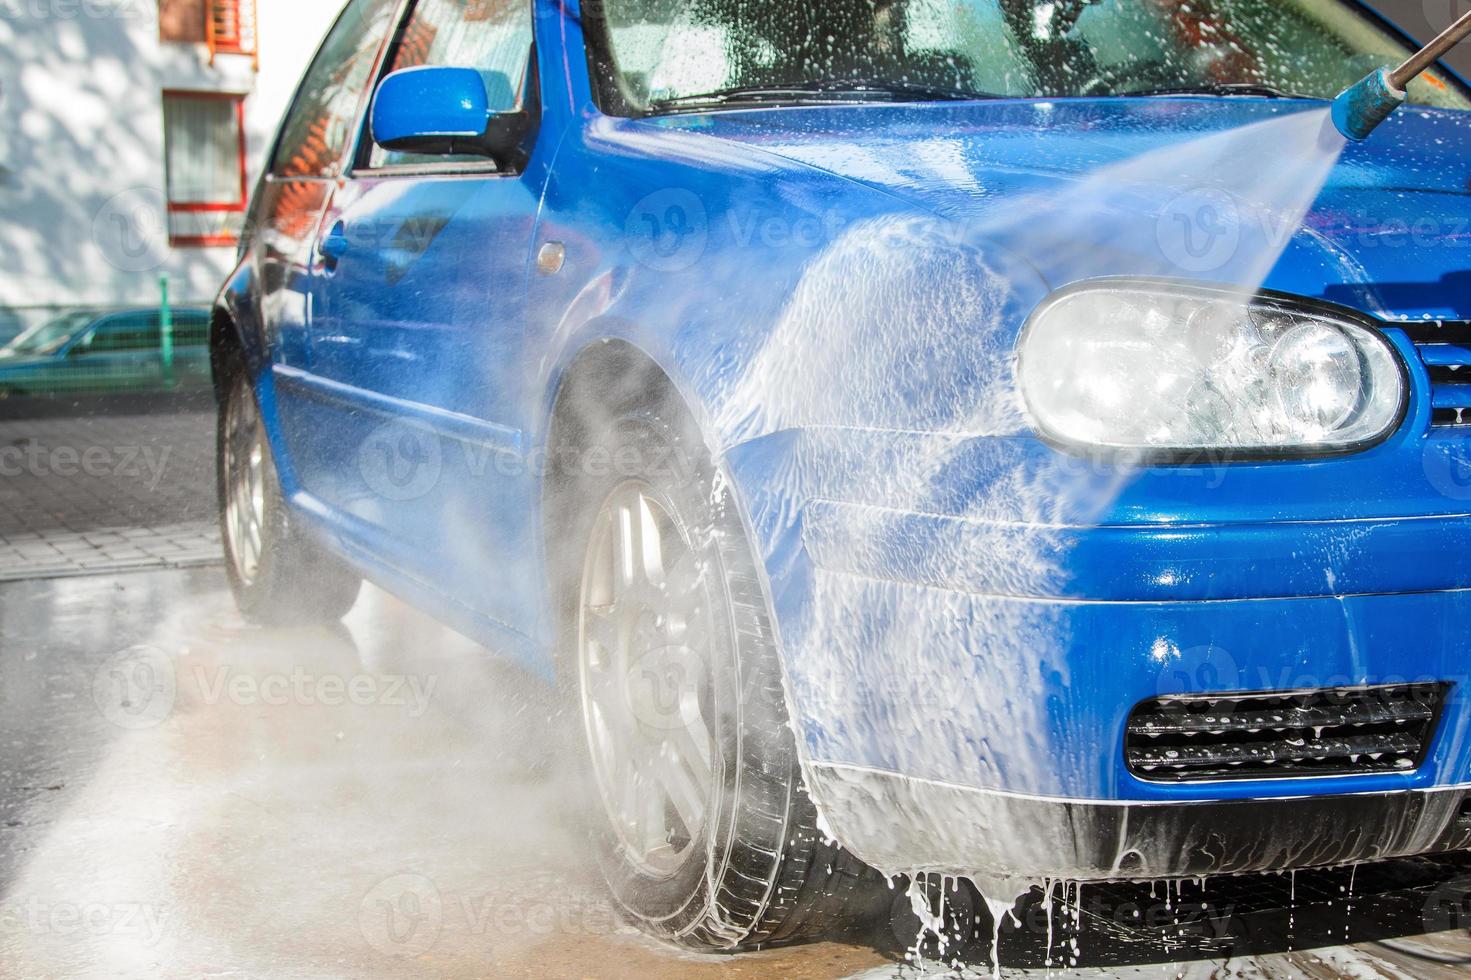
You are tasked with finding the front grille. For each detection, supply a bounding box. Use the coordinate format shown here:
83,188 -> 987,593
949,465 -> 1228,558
1402,321 -> 1471,427
1126,684 -> 1446,782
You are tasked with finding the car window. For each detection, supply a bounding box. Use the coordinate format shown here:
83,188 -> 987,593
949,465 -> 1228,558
1066,0 -> 1456,106
170,311 -> 211,348
587,0 -> 1471,113
2,310 -> 98,356
367,0 -> 534,169
270,0 -> 400,178
76,314 -> 162,355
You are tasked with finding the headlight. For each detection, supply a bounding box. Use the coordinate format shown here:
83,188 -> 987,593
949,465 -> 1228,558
1017,281 -> 1406,458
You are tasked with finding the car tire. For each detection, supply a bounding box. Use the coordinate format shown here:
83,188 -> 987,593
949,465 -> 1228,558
549,376 -> 886,950
217,360 -> 361,625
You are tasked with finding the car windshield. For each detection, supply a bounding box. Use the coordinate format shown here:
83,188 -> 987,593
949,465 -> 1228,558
0,310 -> 99,357
588,0 -> 1471,113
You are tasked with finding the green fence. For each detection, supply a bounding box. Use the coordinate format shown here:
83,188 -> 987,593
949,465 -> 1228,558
0,283 -> 212,398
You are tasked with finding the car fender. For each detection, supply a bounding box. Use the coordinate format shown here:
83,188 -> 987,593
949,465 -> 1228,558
531,139 -> 1058,832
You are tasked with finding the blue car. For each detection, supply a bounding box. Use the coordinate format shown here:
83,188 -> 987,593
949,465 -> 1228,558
213,0 -> 1471,949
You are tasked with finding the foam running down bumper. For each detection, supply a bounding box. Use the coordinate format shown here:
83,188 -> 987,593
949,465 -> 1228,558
809,763 -> 1471,881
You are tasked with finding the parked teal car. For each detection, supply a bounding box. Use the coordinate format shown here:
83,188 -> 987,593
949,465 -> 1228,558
0,308 -> 211,396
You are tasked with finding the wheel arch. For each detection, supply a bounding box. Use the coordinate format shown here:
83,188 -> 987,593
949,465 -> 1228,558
208,277 -> 302,498
209,304 -> 244,401
536,330 -> 800,737
208,259 -> 269,400
540,336 -> 691,573
535,334 -> 887,946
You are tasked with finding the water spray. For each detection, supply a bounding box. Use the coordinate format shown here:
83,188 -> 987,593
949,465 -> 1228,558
1332,11 -> 1471,140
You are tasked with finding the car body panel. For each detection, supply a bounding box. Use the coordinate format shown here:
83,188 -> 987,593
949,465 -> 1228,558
276,168 -> 544,630
215,0 -> 1471,873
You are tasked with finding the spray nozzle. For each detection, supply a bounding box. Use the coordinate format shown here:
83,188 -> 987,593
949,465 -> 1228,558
1332,11 -> 1471,141
1331,68 -> 1406,142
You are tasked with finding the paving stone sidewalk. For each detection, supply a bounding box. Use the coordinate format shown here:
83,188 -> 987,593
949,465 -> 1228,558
0,406 -> 221,580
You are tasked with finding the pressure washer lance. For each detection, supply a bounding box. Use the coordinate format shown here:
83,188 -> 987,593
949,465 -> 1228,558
1332,10 -> 1471,140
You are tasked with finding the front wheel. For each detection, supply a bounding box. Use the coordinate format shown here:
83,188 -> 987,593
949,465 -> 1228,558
217,363 -> 361,625
550,383 -> 885,950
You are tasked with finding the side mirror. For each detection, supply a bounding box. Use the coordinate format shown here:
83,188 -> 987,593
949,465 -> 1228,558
371,66 -> 530,166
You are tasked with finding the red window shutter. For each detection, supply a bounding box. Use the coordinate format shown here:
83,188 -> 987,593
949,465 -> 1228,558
207,0 -> 259,66
159,0 -> 207,43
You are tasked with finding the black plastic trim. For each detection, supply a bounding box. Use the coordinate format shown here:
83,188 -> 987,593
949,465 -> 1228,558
1030,786 -> 1471,879
1124,682 -> 1450,783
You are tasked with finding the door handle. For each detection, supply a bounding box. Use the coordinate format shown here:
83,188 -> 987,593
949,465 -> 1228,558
321,222 -> 349,270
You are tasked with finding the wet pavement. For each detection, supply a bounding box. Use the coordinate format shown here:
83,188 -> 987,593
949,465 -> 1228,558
2,565 -> 1471,979
0,399 -> 219,581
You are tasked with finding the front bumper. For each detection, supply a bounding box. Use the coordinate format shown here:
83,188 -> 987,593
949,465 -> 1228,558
775,562 -> 1471,877
754,501 -> 1471,879
775,557 -> 1471,799
723,425 -> 1471,879
807,763 -> 1471,881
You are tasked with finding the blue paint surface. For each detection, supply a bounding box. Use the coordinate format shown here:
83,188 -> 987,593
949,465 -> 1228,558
217,0 -> 1471,805
371,66 -> 491,147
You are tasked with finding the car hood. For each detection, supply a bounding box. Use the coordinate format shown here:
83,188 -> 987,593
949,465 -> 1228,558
646,98 -> 1471,319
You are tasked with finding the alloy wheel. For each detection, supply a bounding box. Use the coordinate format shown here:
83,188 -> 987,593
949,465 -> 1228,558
577,480 -> 718,879
223,379 -> 267,587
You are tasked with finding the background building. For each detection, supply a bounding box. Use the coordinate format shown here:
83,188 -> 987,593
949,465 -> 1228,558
0,0 -> 1464,323
0,0 -> 345,319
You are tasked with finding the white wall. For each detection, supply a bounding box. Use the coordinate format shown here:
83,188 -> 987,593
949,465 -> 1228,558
0,0 -> 343,308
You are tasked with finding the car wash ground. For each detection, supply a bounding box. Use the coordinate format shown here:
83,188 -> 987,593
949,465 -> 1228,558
0,395 -> 219,580
4,558 -> 1471,977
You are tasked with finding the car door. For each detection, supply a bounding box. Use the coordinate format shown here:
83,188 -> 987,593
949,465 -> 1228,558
255,0 -> 399,491
167,310 -> 214,387
60,312 -> 164,394
300,0 -> 544,631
